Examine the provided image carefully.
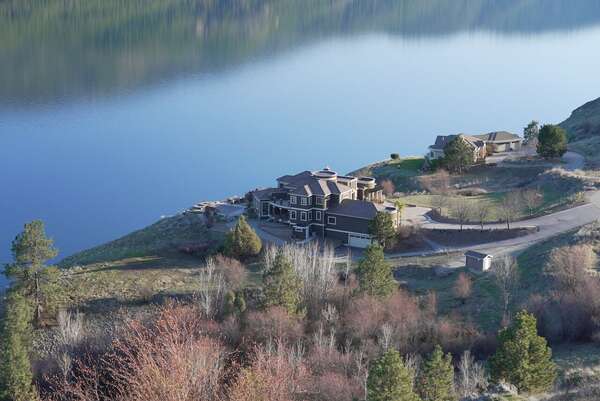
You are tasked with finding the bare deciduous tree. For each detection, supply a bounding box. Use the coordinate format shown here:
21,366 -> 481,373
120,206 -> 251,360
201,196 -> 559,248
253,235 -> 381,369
381,179 -> 396,197
264,243 -> 338,318
56,310 -> 85,379
453,272 -> 473,304
499,191 -> 523,230
522,188 -> 543,216
472,202 -> 490,231
420,169 -> 450,195
451,199 -> 472,231
492,256 -> 520,323
197,258 -> 226,319
546,244 -> 597,292
456,350 -> 488,399
431,195 -> 449,217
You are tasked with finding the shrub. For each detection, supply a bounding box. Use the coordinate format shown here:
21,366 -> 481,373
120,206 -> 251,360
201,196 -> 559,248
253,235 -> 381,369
242,307 -> 303,345
391,153 -> 400,160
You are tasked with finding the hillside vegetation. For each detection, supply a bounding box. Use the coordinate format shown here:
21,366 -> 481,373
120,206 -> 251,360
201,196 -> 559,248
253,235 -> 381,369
560,96 -> 600,166
60,213 -> 217,267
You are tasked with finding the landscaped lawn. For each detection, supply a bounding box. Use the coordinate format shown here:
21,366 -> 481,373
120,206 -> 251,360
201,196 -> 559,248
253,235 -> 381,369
396,181 -> 583,224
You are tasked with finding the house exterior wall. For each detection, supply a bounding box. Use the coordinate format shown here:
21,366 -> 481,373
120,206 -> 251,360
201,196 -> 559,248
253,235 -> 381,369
325,213 -> 371,236
466,255 -> 492,271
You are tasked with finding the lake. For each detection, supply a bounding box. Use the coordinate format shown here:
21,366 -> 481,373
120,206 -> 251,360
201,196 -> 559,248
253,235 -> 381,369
2,0 -> 600,267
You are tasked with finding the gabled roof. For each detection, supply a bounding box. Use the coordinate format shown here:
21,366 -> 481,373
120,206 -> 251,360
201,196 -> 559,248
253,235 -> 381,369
430,134 -> 484,150
327,199 -> 379,220
473,131 -> 521,143
465,250 -> 492,259
276,169 -> 352,197
252,187 -> 281,201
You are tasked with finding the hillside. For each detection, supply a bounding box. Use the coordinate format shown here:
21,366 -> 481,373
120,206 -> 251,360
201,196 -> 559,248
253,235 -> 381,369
60,213 -> 218,267
560,96 -> 600,166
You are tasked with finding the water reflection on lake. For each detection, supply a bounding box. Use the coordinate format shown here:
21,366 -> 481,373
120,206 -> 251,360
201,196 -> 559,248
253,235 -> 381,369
1,0 -> 600,267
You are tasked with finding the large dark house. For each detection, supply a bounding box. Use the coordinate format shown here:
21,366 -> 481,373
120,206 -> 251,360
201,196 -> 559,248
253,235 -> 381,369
251,168 -> 399,248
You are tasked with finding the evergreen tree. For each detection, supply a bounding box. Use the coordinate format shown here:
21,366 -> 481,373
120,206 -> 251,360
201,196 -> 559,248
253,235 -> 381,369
369,212 -> 397,249
357,244 -> 396,298
0,291 -> 38,401
417,345 -> 456,401
489,310 -> 556,394
443,136 -> 474,174
224,215 -> 262,260
523,120 -> 540,144
367,349 -> 419,401
262,251 -> 302,314
5,220 -> 61,325
537,124 -> 567,159
223,291 -> 247,316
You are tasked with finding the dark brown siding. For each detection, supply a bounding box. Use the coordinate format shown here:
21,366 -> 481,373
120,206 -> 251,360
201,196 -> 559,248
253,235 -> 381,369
325,213 -> 371,235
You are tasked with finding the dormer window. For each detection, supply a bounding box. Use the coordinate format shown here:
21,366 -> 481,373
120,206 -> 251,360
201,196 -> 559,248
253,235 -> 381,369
290,195 -> 297,204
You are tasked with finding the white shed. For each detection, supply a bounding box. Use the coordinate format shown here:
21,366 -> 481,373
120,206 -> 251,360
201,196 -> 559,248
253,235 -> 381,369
465,251 -> 493,272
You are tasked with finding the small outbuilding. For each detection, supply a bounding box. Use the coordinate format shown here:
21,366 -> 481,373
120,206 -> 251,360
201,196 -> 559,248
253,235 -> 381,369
465,251 -> 493,272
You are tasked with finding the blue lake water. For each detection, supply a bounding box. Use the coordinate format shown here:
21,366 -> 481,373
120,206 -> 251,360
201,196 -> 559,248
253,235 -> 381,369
2,0 -> 600,269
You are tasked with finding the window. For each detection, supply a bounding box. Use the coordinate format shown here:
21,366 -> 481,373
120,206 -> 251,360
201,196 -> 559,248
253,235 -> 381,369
290,211 -> 297,220
300,197 -> 307,206
301,212 -> 307,221
315,211 -> 322,221
308,211 -> 312,220
290,195 -> 297,204
327,216 -> 336,225
315,197 -> 323,206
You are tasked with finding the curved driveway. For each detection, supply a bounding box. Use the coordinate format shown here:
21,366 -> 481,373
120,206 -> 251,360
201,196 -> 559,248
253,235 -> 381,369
395,191 -> 600,260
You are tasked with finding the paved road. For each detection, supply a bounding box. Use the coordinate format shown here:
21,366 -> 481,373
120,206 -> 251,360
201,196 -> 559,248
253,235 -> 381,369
391,191 -> 600,261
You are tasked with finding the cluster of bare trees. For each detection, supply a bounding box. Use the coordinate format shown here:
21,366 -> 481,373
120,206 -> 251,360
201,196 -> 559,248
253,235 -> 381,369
442,187 -> 543,230
263,243 -> 339,318
39,241 -> 500,401
527,243 -> 600,343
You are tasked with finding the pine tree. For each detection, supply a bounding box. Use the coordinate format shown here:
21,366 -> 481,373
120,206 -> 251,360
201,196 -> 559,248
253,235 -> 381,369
443,136 -> 474,174
489,310 -> 556,394
223,291 -> 247,316
417,345 -> 456,401
537,124 -> 567,159
0,291 -> 38,401
5,220 -> 61,326
262,251 -> 302,314
367,349 -> 419,401
357,244 -> 396,298
224,216 -> 262,260
369,212 -> 397,249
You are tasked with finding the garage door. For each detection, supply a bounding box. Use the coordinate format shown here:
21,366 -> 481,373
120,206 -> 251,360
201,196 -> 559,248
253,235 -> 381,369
348,233 -> 373,248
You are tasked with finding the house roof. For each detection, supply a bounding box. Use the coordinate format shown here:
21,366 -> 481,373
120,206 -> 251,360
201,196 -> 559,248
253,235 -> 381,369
473,131 -> 522,143
276,171 -> 312,185
429,134 -> 484,150
252,187 -> 281,201
276,169 -> 352,197
327,199 -> 379,219
465,250 -> 492,259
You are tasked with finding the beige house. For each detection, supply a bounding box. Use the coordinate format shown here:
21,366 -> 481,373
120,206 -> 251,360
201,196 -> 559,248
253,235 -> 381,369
426,131 -> 522,162
426,134 -> 487,162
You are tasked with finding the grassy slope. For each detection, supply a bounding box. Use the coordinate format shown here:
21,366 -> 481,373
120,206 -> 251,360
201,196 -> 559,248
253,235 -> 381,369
560,96 -> 600,166
60,213 -> 218,267
359,156 -> 583,222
